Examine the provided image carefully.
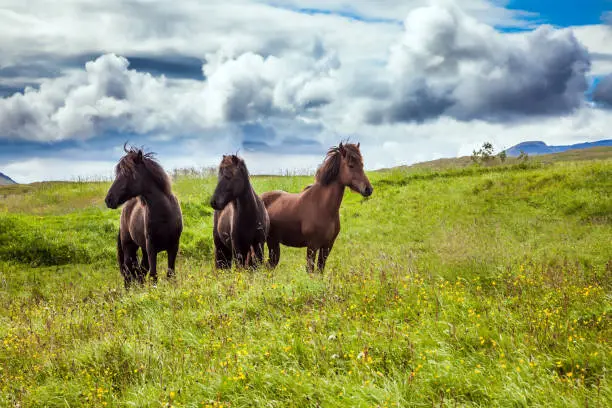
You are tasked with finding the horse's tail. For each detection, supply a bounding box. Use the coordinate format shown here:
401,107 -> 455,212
116,232 -> 123,271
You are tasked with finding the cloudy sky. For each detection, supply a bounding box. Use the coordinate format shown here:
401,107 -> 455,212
0,0 -> 611,182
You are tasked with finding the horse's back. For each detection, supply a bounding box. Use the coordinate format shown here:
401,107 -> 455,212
261,190 -> 287,207
260,189 -> 306,246
262,190 -> 303,212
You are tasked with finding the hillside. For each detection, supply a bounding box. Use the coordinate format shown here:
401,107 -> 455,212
505,139 -> 612,157
383,145 -> 612,172
0,172 -> 16,185
0,159 -> 611,407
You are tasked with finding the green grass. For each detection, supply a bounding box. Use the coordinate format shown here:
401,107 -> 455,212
0,158 -> 611,407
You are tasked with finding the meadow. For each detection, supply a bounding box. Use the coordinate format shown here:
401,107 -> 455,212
0,152 -> 610,407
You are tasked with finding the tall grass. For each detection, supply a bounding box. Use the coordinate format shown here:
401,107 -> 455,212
0,159 -> 610,407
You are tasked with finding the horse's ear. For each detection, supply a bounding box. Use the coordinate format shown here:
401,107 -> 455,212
136,150 -> 143,163
339,142 -> 346,157
357,142 -> 360,148
231,155 -> 240,165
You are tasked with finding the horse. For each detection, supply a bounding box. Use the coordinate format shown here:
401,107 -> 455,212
104,145 -> 183,289
210,154 -> 270,270
261,142 -> 373,274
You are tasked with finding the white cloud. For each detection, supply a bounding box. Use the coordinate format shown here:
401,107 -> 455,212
202,47 -> 340,124
0,54 -> 172,141
0,0 -> 397,66
0,0 -> 610,182
0,47 -> 339,141
572,24 -> 612,76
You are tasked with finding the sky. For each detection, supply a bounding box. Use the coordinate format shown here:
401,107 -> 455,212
0,0 -> 611,183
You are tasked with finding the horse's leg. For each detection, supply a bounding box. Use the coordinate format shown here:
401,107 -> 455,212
214,235 -> 232,270
116,232 -> 128,288
317,246 -> 332,273
146,240 -> 158,286
244,247 -> 253,269
306,247 -> 317,274
140,247 -> 150,275
116,232 -> 123,273
122,240 -> 140,289
167,243 -> 178,280
134,247 -> 146,286
233,243 -> 249,269
267,239 -> 280,269
253,242 -> 265,269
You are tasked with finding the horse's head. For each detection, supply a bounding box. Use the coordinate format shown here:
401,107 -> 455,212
105,145 -> 165,209
210,154 -> 249,210
337,142 -> 373,197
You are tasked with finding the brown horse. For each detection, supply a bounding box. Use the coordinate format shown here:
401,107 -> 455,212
210,154 -> 270,270
104,145 -> 183,289
261,142 -> 373,273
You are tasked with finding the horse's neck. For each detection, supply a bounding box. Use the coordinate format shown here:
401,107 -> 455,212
309,181 -> 345,215
234,184 -> 258,217
139,184 -> 173,218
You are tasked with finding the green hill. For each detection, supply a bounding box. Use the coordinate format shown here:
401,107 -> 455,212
382,145 -> 612,172
0,158 -> 610,407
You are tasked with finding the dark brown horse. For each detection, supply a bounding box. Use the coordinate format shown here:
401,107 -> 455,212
105,145 -> 183,289
261,142 -> 373,274
210,154 -> 270,269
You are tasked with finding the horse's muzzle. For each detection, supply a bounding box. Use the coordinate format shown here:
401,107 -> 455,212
210,198 -> 221,211
362,186 -> 373,197
105,195 -> 118,209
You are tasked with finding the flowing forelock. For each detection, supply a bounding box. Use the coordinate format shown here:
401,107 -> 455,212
219,154 -> 249,178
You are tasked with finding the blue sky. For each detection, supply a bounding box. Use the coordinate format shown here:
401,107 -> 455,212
0,0 -> 611,182
281,0 -> 609,28
508,0 -> 608,26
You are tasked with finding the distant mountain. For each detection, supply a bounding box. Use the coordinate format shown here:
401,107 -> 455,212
505,139 -> 612,157
0,172 -> 17,185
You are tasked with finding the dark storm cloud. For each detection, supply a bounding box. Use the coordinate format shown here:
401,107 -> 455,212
366,80 -> 455,124
590,52 -> 612,62
366,4 -> 591,124
592,75 -> 612,106
450,27 -> 591,121
0,84 -> 39,98
239,120 -> 325,154
0,62 -> 61,80
62,54 -> 206,80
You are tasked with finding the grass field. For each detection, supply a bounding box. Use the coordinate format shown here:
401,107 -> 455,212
0,153 -> 611,407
